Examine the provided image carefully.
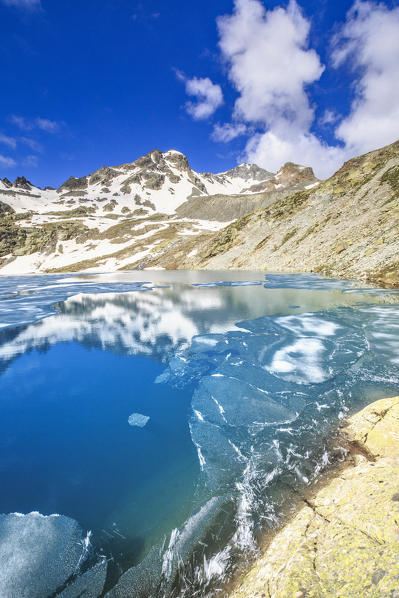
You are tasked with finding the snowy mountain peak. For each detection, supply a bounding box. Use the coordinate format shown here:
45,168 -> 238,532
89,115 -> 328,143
1,176 -> 36,191
217,162 -> 274,182
0,147 -> 318,275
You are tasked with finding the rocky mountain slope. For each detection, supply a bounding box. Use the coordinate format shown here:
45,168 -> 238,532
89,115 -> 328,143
0,150 -> 317,274
143,140 -> 399,286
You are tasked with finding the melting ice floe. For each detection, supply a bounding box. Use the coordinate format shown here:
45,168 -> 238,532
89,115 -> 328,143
128,413 -> 150,427
161,497 -> 224,580
157,309 -> 372,508
104,497 -> 226,598
0,511 -> 106,598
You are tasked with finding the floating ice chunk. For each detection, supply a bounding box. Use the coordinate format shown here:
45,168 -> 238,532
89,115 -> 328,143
128,413 -> 150,428
0,511 -> 92,598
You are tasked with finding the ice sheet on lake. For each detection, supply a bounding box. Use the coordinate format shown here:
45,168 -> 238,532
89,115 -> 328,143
263,273 -> 357,290
161,496 -> 224,580
157,309 -> 370,492
106,496 -> 227,597
360,305 -> 399,366
58,559 -> 107,598
193,280 -> 263,287
105,544 -> 162,597
0,511 -> 104,598
268,337 -> 330,384
2,275 -> 399,598
128,413 -> 150,427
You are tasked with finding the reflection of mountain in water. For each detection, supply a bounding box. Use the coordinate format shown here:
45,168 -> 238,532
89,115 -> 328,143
0,285 -> 257,367
1,280 -> 398,371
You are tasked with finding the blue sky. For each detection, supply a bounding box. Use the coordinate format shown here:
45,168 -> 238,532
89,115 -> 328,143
1,0 -> 399,186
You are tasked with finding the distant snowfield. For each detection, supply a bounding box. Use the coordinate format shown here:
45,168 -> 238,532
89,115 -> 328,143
0,149 -> 317,274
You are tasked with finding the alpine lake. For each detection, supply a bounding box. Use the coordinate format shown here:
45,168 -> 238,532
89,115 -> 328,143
1,271 -> 399,598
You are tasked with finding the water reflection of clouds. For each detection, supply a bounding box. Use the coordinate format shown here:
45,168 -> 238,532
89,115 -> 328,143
1,276 -> 397,369
0,288 -> 237,365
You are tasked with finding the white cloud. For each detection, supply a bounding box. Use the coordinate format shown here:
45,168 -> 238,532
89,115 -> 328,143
35,117 -> 60,133
178,73 -> 224,120
20,137 -> 43,152
10,114 -> 61,134
0,133 -> 17,149
23,154 -> 39,167
245,130 -> 345,177
210,0 -> 399,178
1,0 -> 40,8
217,0 -> 324,130
215,0 -> 347,178
9,115 -> 32,131
211,122 -> 247,142
0,154 -> 16,168
319,110 -> 340,126
332,0 -> 399,156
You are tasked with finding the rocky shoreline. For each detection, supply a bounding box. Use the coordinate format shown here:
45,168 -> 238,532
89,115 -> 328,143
229,396 -> 399,598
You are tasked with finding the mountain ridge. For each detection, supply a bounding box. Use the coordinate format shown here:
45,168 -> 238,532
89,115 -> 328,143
2,140 -> 398,285
142,140 -> 399,286
0,148 -> 318,274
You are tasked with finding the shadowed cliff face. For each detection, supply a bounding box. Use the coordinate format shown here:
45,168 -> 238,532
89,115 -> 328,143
144,139 -> 399,286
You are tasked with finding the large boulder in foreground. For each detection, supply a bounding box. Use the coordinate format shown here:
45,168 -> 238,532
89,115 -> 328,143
230,396 -> 399,598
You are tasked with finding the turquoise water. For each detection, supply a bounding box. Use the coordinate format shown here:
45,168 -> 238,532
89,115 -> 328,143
0,272 -> 399,597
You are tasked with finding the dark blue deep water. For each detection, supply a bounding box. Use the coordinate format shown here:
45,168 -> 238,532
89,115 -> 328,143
0,271 -> 398,598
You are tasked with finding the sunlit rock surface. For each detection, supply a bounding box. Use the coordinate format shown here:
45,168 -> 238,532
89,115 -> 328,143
230,396 -> 399,598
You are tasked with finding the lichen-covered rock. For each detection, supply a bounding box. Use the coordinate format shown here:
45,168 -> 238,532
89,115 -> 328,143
103,200 -> 117,212
89,166 -> 120,186
230,397 -> 399,598
0,200 -> 14,215
0,216 -> 91,261
58,175 -> 88,192
143,172 -> 165,190
164,150 -> 191,172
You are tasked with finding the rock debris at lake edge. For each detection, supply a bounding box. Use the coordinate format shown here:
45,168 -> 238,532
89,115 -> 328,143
229,396 -> 399,598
